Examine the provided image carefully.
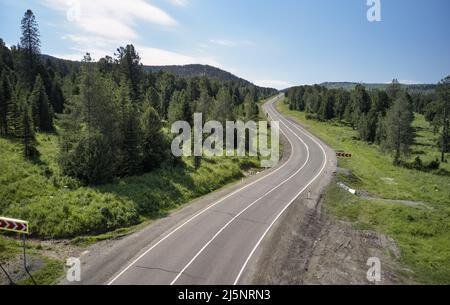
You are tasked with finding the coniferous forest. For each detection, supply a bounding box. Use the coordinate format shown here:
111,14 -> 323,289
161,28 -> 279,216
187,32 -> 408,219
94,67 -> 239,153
0,10 -> 276,186
285,77 -> 449,166
0,10 -> 276,239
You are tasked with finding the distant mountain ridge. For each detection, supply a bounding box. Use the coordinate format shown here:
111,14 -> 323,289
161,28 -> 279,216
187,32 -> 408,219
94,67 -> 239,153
144,64 -> 252,85
41,55 -> 274,90
320,82 -> 436,93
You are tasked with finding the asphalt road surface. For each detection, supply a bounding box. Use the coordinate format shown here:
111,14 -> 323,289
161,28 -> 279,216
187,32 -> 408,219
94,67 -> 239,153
107,94 -> 328,285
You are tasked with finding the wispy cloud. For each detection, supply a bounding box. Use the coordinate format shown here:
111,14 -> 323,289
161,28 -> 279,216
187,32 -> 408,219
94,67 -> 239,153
210,39 -> 254,47
210,39 -> 237,47
40,0 -> 226,67
168,0 -> 188,7
41,0 -> 177,41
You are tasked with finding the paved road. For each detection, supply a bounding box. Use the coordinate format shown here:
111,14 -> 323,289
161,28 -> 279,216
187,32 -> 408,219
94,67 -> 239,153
107,95 -> 328,285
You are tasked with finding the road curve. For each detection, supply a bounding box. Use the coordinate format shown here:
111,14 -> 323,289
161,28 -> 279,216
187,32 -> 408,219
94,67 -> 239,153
107,94 -> 328,285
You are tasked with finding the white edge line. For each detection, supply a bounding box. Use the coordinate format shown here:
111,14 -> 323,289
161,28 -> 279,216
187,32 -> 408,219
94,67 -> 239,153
107,95 -> 288,285
233,98 -> 329,285
169,105 -> 310,285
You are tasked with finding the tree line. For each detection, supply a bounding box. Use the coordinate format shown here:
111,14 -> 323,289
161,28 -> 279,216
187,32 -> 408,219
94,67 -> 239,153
0,10 -> 277,185
285,78 -> 449,165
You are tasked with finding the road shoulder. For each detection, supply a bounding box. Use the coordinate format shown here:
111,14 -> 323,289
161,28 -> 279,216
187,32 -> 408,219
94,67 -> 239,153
243,107 -> 404,285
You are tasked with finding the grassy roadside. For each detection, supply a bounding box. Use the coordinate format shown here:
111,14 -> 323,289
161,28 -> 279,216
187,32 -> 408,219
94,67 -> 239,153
1,107 -> 276,284
276,99 -> 450,284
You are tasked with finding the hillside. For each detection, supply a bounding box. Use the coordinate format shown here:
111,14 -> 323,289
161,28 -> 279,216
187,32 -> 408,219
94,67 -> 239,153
41,55 -> 276,91
145,64 -> 251,85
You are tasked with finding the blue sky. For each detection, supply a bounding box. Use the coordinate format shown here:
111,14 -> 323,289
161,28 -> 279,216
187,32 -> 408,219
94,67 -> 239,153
0,0 -> 449,89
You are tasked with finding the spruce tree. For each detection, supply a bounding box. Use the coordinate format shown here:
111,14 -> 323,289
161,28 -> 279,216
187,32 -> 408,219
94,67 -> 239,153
141,104 -> 167,171
116,81 -> 141,176
50,78 -> 64,114
0,72 -> 12,135
30,75 -> 53,131
436,76 -> 450,162
20,9 -> 40,85
382,94 -> 414,164
22,102 -> 38,159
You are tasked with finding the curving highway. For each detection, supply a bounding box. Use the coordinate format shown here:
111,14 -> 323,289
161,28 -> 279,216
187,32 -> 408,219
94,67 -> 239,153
102,94 -> 329,285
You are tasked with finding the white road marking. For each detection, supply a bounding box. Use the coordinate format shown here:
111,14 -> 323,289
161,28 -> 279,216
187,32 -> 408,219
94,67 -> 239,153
233,99 -> 329,285
107,95 -> 292,285
169,107 -> 311,284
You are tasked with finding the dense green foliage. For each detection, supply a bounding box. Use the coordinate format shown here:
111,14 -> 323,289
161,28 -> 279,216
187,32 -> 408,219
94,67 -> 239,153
277,101 -> 450,284
0,10 -> 276,185
0,10 -> 275,239
286,78 -> 448,165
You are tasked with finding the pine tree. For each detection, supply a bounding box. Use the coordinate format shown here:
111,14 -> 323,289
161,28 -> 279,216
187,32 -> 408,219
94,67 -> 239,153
382,94 -> 414,164
350,84 -> 371,128
50,78 -> 64,114
115,45 -> 143,102
141,104 -> 168,171
0,72 -> 12,135
168,90 -> 192,125
20,9 -> 40,85
436,76 -> 450,162
243,93 -> 258,121
213,87 -> 234,125
386,79 -> 402,101
58,60 -> 121,184
22,102 -> 38,159
116,81 -> 142,176
30,75 -> 53,131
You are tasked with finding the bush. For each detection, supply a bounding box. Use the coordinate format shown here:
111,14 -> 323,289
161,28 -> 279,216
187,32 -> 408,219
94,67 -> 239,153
400,157 -> 440,172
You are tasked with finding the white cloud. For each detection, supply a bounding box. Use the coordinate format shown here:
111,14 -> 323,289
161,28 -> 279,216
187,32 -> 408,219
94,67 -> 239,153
41,0 -> 228,69
56,35 -> 222,67
41,0 -> 177,41
254,80 -> 292,90
210,39 -> 237,47
209,39 -> 255,48
168,0 -> 188,7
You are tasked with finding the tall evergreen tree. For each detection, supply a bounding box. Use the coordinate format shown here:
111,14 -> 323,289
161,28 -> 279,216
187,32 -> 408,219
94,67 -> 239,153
116,81 -> 141,176
50,78 -> 64,114
115,45 -> 143,102
140,104 -> 168,171
382,94 -> 414,164
20,9 -> 40,84
350,84 -> 371,128
168,90 -> 192,124
0,72 -> 12,135
243,93 -> 259,121
22,102 -> 38,159
435,76 -> 450,162
30,75 -> 53,131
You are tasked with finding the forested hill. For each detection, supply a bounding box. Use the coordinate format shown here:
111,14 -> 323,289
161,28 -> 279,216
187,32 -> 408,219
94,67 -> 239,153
41,55 -> 274,91
320,81 -> 436,94
145,64 -> 251,86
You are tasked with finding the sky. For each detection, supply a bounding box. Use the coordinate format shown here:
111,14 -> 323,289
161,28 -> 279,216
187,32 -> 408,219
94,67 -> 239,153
0,0 -> 449,89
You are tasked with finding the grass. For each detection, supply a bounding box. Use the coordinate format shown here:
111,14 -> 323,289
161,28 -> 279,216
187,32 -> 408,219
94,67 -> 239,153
277,101 -> 450,206
17,257 -> 64,285
0,133 -> 262,239
0,235 -> 64,285
0,101 -> 277,283
276,99 -> 450,284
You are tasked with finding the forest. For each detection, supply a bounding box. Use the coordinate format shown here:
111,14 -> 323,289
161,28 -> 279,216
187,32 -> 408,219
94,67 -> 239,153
285,78 -> 450,167
0,10 -> 277,186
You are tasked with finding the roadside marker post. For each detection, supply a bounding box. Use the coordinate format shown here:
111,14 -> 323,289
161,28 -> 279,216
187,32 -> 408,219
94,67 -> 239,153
0,216 -> 35,285
0,217 -> 29,234
336,151 -> 353,158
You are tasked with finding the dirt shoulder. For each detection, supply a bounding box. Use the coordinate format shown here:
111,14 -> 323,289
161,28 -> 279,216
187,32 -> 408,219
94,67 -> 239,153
242,114 -> 405,285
